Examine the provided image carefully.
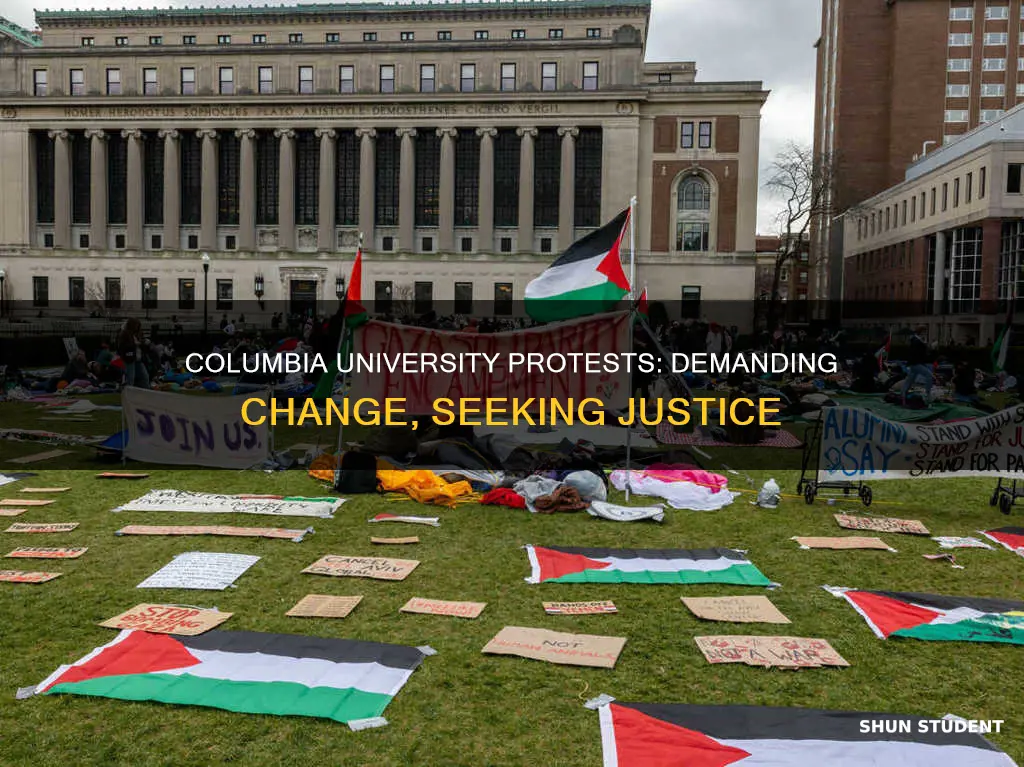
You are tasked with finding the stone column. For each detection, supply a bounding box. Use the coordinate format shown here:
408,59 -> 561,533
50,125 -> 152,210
437,127 -> 457,253
356,128 -> 377,244
85,128 -> 108,249
397,127 -> 417,253
476,127 -> 496,254
557,126 -> 578,251
516,127 -> 537,253
933,229 -> 947,315
275,128 -> 296,252
159,128 -> 180,250
122,129 -> 144,251
235,128 -> 256,252
49,130 -> 71,249
315,128 -> 337,252
198,128 -> 219,251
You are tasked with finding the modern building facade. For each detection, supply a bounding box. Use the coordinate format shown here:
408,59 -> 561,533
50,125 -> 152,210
0,0 -> 767,325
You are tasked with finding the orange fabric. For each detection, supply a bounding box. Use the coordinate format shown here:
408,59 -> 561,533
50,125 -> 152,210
377,469 -> 474,508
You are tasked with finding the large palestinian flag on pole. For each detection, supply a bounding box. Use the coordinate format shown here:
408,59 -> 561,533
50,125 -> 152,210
981,527 -> 1024,557
597,702 -> 1017,766
35,629 -> 425,722
524,545 -> 771,586
827,587 -> 1024,644
525,208 -> 631,322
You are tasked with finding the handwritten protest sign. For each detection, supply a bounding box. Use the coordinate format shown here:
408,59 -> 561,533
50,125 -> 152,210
7,449 -> 72,465
934,536 -> 993,550
0,509 -> 28,517
137,552 -> 260,590
99,604 -> 232,635
834,514 -> 929,536
351,312 -> 631,413
302,555 -> 419,581
114,489 -> 340,518
483,626 -> 626,668
681,596 -> 791,624
115,524 -> 311,542
19,487 -> 70,494
0,570 -> 62,583
792,536 -> 895,551
820,405 -> 1024,481
5,523 -> 79,533
400,597 -> 486,619
6,547 -> 87,559
694,636 -> 849,668
543,601 -> 618,615
0,499 -> 54,507
371,537 -> 420,545
286,594 -> 363,619
123,386 -> 270,469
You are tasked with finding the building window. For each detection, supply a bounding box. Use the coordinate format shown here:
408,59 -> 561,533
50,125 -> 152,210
946,83 -> 969,97
901,199 -> 907,224
541,62 -> 557,91
178,278 -> 195,310
984,32 -> 1008,46
953,177 -> 961,207
548,28 -> 563,39
106,68 -> 122,95
81,37 -> 94,46
108,133 -> 127,224
986,5 -> 1009,20
258,66 -> 274,94
219,67 -> 234,95
379,65 -> 395,93
942,182 -> 949,210
681,122 -> 695,148
461,63 -> 476,92
911,196 -> 917,222
949,32 -> 972,46
375,281 -> 393,312
414,282 -> 433,313
400,31 -> 414,41
216,279 -> 233,310
339,65 -> 354,93
461,237 -> 472,253
375,131 -> 400,226
182,35 -> 196,45
69,277 -> 85,307
966,171 -> 973,203
298,66 -> 314,94
949,226 -> 983,313
1000,221 -> 1024,304
421,237 -> 433,252
71,132 -> 91,225
981,166 -> 987,198
415,131 -> 441,228
69,68 -> 85,96
336,130 -> 360,226
115,36 -> 128,46
180,132 -> 201,225
981,109 -> 1005,122
501,63 -> 516,91
252,33 -> 267,44
33,69 -> 47,96
144,131 -> 164,225
296,130 -> 319,226
574,127 -> 602,228
582,61 -> 598,90
534,129 -> 560,228
364,32 -> 377,42
141,277 -> 158,309
180,67 -> 196,95
1008,163 -> 1023,193
586,27 -> 602,38
474,30 -> 489,40
326,33 -> 340,43
1017,83 -> 1024,96
217,34 -> 231,45
511,29 -> 526,39
105,277 -> 121,309
981,83 -> 1005,97
658,73 -> 672,83
930,187 -> 936,215
255,131 -> 280,225
382,236 -> 394,252
676,175 -> 711,252
35,131 -> 55,224
500,237 -> 513,253
698,121 -> 713,149
288,32 -> 303,44
219,131 -> 240,225
681,286 -> 701,319
437,30 -> 452,41
420,64 -> 436,93
455,128 -> 480,227
142,67 -> 157,95
494,129 -> 520,227
80,233 -> 90,249
32,276 -> 49,307
454,282 -> 473,314
947,58 -> 972,71
945,109 -> 968,122
982,58 -> 1006,71
494,283 -> 513,315
950,6 -> 973,19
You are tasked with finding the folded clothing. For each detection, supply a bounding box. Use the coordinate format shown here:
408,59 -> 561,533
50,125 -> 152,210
533,486 -> 589,514
481,487 -> 527,509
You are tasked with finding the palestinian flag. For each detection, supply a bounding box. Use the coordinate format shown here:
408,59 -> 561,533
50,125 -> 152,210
524,545 -> 771,586
980,527 -> 1024,557
828,587 -> 1024,644
525,208 -> 631,322
597,702 -> 1017,766
35,629 -> 425,722
636,288 -> 649,317
344,248 -> 368,328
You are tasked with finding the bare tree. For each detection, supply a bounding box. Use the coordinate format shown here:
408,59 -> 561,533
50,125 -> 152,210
392,282 -> 415,320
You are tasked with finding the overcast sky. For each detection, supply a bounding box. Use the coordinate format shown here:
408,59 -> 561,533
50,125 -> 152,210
3,0 -> 820,234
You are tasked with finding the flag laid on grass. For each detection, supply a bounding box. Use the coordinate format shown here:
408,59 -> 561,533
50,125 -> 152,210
827,587 -> 1024,644
981,527 -> 1024,557
524,209 -> 631,322
597,702 -> 1017,767
35,629 -> 425,722
524,545 -> 771,586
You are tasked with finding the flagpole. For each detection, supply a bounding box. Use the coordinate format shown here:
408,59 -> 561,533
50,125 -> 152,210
624,195 -> 638,502
334,232 -> 361,489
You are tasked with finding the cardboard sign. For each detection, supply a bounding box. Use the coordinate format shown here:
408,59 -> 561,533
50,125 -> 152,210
834,514 -> 929,536
694,636 -> 849,668
400,597 -> 486,619
286,594 -> 363,619
371,537 -> 420,545
0,569 -> 62,583
114,489 -> 340,518
0,499 -> 54,507
20,487 -> 71,493
369,514 -> 440,527
99,604 -> 232,635
115,524 -> 310,542
137,552 -> 261,590
482,626 -> 627,669
0,509 -> 28,517
792,536 -> 895,551
6,547 -> 87,559
97,473 -> 150,479
682,596 -> 791,624
6,449 -> 72,465
4,522 -> 79,533
303,555 -> 419,581
543,601 -> 618,615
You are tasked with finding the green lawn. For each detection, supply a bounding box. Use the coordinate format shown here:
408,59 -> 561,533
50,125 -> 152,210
0,401 -> 1022,765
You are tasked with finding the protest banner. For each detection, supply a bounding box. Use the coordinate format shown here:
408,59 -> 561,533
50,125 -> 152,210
0,570 -> 62,583
19,487 -> 70,494
933,536 -> 993,550
136,552 -> 260,590
482,626 -> 627,668
6,547 -> 87,559
114,489 -> 340,518
819,404 -> 1024,481
7,449 -> 72,464
400,597 -> 486,619
99,604 -> 232,635
350,312 -> 631,413
371,537 -> 420,545
834,514 -> 929,536
543,601 -> 618,615
123,387 -> 270,469
286,594 -> 363,618
694,636 -> 849,668
681,596 -> 791,624
0,509 -> 28,517
302,555 -> 419,581
792,536 -> 895,552
4,523 -> 79,533
115,524 -> 311,542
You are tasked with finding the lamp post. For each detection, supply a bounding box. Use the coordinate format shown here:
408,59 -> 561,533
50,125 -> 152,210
254,273 -> 265,311
201,253 -> 210,346
335,275 -> 346,301
0,268 -> 5,320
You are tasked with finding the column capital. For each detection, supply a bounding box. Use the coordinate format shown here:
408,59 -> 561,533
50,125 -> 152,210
84,128 -> 107,140
274,128 -> 296,140
235,127 -> 256,140
475,127 -> 498,139
120,128 -> 143,141
396,127 -> 418,138
436,127 -> 459,139
158,128 -> 180,141
516,127 -> 538,138
315,127 -> 337,140
355,127 -> 377,139
196,128 -> 218,140
557,126 -> 580,139
47,129 -> 70,141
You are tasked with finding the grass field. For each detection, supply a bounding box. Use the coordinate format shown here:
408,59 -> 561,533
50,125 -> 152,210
0,400 -> 1022,766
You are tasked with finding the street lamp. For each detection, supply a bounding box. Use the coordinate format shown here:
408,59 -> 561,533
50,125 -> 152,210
335,275 -> 346,300
0,268 -> 5,320
254,273 -> 265,311
201,253 -> 210,346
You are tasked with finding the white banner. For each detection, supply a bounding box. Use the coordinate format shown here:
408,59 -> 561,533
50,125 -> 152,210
123,387 -> 270,469
819,405 -> 1024,481
136,552 -> 261,590
114,489 -> 341,518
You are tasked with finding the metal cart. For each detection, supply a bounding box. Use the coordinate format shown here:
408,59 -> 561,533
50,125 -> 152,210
991,477 -> 1022,515
796,411 -> 873,507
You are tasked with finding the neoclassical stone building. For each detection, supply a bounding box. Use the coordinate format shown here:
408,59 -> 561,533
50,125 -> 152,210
0,0 -> 767,322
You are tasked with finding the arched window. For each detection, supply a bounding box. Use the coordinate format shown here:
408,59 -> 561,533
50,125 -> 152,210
680,177 -> 710,211
675,174 -> 712,252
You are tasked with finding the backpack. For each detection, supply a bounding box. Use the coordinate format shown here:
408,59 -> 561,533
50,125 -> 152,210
333,451 -> 380,495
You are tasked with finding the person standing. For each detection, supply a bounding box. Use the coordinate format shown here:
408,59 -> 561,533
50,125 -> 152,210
901,326 -> 933,405
118,317 -> 150,389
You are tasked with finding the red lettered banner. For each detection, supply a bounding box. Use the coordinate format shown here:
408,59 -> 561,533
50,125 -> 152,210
351,312 -> 630,413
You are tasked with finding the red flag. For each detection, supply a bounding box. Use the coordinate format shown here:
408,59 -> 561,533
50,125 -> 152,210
637,288 -> 649,317
344,249 -> 367,323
